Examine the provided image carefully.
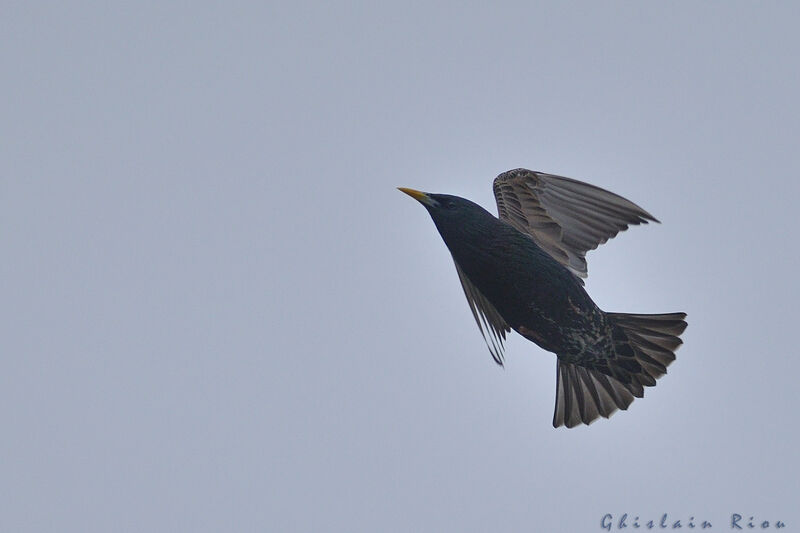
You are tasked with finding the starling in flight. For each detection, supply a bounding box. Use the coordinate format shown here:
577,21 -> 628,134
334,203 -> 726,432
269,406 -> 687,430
399,169 -> 687,428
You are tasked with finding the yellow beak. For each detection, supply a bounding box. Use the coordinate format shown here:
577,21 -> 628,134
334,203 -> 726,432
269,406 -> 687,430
398,187 -> 437,207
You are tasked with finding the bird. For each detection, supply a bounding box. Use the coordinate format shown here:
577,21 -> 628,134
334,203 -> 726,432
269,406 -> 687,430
398,168 -> 687,428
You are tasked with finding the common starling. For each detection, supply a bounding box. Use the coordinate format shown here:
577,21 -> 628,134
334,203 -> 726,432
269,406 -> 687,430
399,168 -> 687,428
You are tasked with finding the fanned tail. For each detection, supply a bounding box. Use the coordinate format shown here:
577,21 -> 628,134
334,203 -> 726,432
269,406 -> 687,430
553,312 -> 687,428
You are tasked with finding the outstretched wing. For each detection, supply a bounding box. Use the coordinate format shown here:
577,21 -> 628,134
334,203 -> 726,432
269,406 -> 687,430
453,260 -> 510,366
493,169 -> 658,278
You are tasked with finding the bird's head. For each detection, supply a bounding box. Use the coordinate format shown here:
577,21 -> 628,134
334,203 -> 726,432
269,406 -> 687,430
397,187 -> 496,245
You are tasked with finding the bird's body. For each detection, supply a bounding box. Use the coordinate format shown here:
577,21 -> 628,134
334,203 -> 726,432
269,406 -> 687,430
434,198 -> 601,356
400,169 -> 687,428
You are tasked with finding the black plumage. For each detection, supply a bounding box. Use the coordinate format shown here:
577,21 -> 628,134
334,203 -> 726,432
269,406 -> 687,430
399,168 -> 687,428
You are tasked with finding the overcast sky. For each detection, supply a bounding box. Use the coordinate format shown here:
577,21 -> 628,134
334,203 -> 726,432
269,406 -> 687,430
2,2 -> 799,532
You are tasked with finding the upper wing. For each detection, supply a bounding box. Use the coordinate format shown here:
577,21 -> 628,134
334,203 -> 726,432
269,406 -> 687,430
493,169 -> 658,278
454,260 -> 510,366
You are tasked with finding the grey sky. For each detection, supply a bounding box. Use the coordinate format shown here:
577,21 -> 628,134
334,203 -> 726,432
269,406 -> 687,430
2,2 -> 798,532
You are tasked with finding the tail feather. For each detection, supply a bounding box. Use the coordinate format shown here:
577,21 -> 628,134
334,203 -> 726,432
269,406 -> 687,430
553,312 -> 687,428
